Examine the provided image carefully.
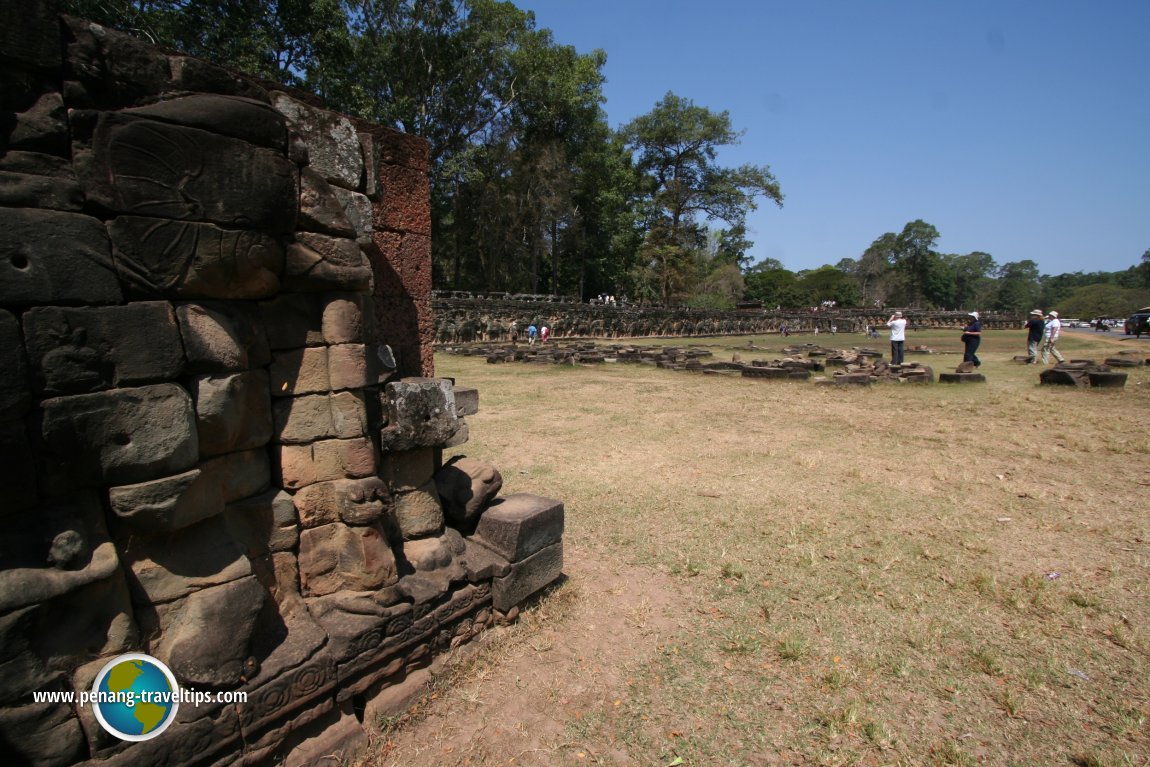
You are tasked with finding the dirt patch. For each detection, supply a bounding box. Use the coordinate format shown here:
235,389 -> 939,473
361,548 -> 690,767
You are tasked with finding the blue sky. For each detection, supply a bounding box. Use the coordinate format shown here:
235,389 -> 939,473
514,0 -> 1149,277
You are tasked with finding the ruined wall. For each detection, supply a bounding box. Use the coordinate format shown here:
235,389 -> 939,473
433,295 -> 1025,342
1,3 -> 562,765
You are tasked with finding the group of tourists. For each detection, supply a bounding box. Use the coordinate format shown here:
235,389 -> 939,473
509,321 -> 550,345
885,309 -> 1066,368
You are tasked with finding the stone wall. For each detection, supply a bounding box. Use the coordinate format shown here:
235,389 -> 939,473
433,295 -> 1024,342
1,3 -> 563,765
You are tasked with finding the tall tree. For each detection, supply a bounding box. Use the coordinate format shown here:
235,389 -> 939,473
621,92 -> 782,303
994,260 -> 1042,312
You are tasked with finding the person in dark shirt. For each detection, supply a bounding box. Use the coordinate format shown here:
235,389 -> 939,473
1024,309 -> 1045,364
961,311 -> 982,368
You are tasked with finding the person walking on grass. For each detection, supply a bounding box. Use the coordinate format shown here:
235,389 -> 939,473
1042,310 -> 1065,364
1024,309 -> 1045,364
962,311 -> 982,368
887,311 -> 907,365
527,324 -> 537,345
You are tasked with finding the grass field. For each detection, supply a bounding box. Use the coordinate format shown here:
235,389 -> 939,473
371,329 -> 1150,767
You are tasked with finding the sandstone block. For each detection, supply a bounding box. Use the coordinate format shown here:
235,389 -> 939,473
6,90 -> 69,154
23,302 -> 184,395
443,419 -> 470,448
278,437 -> 376,490
272,94 -> 364,190
74,113 -> 298,235
298,167 -> 356,237
380,447 -> 437,493
269,346 -> 330,396
298,522 -> 397,597
39,384 -> 198,486
0,151 -> 83,211
259,293 -> 324,349
225,489 -> 298,555
124,94 -> 287,152
0,207 -> 121,306
177,301 -> 270,373
192,370 -> 273,456
435,456 -> 502,527
291,477 -> 389,528
358,132 -> 382,198
199,448 -> 271,503
329,343 -> 379,390
322,294 -> 371,344
330,391 -> 369,439
0,420 -> 37,514
108,468 -> 224,532
109,216 -> 283,299
473,494 -> 564,563
390,479 -> 444,541
374,164 -> 431,235
940,372 -> 988,384
332,186 -> 373,239
379,377 -> 460,451
284,233 -> 372,292
453,385 -> 479,416
273,392 -> 367,443
118,516 -> 251,604
167,56 -> 271,103
0,310 -> 29,421
492,541 -> 563,612
155,575 -> 265,688
0,699 -> 86,766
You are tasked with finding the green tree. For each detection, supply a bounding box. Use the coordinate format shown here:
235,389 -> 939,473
856,232 -> 898,306
994,260 -> 1042,312
621,92 -> 782,303
889,220 -> 940,307
947,251 -> 998,310
796,265 -> 861,307
1058,284 -> 1150,319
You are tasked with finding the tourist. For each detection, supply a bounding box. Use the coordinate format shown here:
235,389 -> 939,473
887,311 -> 907,365
1023,310 -> 1044,364
510,320 -> 519,343
541,325 -> 550,343
1042,310 -> 1065,364
831,324 -> 838,336
962,311 -> 982,368
527,324 -> 537,345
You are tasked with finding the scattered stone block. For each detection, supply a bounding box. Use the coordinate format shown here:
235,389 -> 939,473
452,386 -> 479,416
1088,371 -> 1127,388
108,468 -> 224,532
492,541 -> 563,612
473,494 -> 564,563
0,207 -> 121,306
39,384 -> 198,486
939,372 -> 987,384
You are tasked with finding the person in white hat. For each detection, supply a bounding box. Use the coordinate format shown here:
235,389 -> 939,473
1042,310 -> 1065,364
961,311 -> 982,367
887,311 -> 907,364
1024,309 -> 1046,364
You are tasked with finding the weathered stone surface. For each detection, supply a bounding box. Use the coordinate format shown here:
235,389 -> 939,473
460,537 -> 511,582
322,293 -> 370,344
0,207 -> 121,306
176,301 -> 270,373
390,479 -> 444,541
379,377 -> 460,451
166,53 -> 270,100
0,700 -> 87,766
374,164 -> 431,235
492,541 -> 563,612
0,151 -> 83,211
453,385 -> 479,416
225,489 -> 298,556
284,232 -> 372,292
1088,371 -> 1127,388
118,515 -> 251,604
329,343 -> 376,390
39,384 -> 198,486
155,575 -> 266,687
199,448 -> 271,504
192,370 -> 273,456
278,437 -> 376,490
0,420 -> 37,513
269,346 -> 329,396
0,310 -> 30,421
23,302 -> 184,395
62,17 -> 170,107
124,93 -> 287,152
435,456 -> 502,527
939,372 -> 987,384
473,493 -> 564,563
109,468 -> 224,532
380,447 -> 436,493
273,392 -> 367,443
299,167 -> 356,237
292,477 -> 389,528
74,113 -> 298,234
109,216 -> 283,299
272,93 -> 364,190
298,522 -> 397,597
442,419 -> 470,448
6,90 -> 69,154
260,293 -> 324,349
332,186 -> 373,240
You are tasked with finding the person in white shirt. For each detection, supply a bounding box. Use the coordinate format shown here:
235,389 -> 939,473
1042,310 -> 1065,364
887,311 -> 907,364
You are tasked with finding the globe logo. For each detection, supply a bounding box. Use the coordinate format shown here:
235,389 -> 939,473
91,653 -> 180,741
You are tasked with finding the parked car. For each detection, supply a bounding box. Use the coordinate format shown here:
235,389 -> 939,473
1125,309 -> 1150,337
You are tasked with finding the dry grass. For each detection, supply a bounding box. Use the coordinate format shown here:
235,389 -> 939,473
381,329 -> 1150,766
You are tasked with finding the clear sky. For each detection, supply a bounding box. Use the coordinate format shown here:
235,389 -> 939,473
513,0 -> 1149,277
